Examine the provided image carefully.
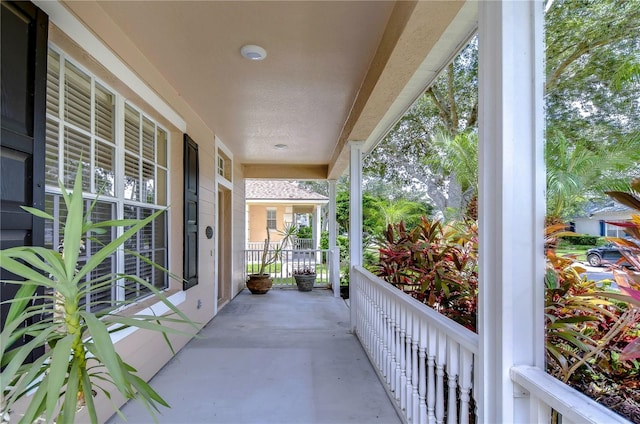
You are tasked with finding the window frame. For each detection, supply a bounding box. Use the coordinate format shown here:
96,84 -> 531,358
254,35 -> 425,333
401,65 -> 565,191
606,219 -> 631,238
266,208 -> 277,230
44,44 -> 170,311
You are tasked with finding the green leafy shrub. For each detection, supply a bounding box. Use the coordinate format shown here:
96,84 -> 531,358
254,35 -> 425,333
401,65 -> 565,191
376,217 -> 640,420
320,231 -> 350,264
295,225 -> 312,239
559,234 -> 603,246
375,217 -> 478,331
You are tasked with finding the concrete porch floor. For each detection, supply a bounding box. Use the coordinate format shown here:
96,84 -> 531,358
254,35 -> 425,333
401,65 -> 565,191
107,288 -> 401,424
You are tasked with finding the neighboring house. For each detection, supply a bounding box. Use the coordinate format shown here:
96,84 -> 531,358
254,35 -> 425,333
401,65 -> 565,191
572,201 -> 633,237
245,180 -> 328,249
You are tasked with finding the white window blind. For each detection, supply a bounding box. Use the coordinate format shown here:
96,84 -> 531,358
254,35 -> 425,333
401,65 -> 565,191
45,46 -> 169,311
267,208 -> 277,230
64,62 -> 91,133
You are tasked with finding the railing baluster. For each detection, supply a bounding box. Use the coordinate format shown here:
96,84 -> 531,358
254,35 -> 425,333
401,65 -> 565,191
391,299 -> 397,395
473,351 -> 479,421
446,341 -> 459,424
528,393 -> 551,424
391,298 -> 398,396
435,330 -> 446,424
412,314 -> 420,422
367,283 -> 373,354
383,294 -> 390,383
405,309 -> 413,420
419,318 -> 428,424
427,324 -> 436,424
378,286 -> 384,371
459,348 -> 473,424
360,280 -> 367,346
395,300 -> 402,400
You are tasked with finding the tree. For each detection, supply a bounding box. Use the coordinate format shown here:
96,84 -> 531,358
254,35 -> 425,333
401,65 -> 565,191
366,0 -> 640,219
546,128 -> 639,220
364,39 -> 478,213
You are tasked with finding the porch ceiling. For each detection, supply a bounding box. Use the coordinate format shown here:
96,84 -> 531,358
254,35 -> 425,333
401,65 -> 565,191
64,1 -> 476,179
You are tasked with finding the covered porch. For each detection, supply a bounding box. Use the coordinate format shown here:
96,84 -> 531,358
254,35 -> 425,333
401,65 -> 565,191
107,289 -> 401,424
5,0 -> 633,422
109,278 -> 627,424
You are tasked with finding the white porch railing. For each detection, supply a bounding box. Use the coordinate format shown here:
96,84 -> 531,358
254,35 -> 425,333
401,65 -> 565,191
352,266 -> 478,424
246,241 -> 280,250
352,266 -> 632,424
294,238 -> 314,249
246,238 -> 314,251
245,248 -> 331,288
511,366 -> 631,424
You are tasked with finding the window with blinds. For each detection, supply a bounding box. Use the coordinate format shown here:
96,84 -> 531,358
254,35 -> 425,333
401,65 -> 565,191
45,194 -> 116,311
44,46 -> 169,311
267,208 -> 277,230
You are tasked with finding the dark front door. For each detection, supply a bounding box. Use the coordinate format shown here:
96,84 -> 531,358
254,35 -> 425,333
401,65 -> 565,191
0,1 -> 48,359
183,135 -> 199,290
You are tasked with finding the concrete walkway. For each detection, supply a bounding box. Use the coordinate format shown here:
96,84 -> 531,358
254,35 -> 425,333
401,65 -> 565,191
107,289 -> 401,424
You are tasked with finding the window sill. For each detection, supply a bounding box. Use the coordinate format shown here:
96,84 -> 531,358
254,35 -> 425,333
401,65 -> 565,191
108,288 -> 186,344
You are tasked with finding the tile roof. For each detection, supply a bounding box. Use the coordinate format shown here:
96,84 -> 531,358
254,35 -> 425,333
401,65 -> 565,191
245,180 -> 328,201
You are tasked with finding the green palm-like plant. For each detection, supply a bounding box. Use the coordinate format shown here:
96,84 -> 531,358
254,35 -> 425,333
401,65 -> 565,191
375,199 -> 422,228
545,128 -> 638,221
425,129 -> 478,196
0,166 -> 198,423
254,223 -> 297,277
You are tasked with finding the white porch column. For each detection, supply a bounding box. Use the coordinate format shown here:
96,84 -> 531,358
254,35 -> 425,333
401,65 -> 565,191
349,141 -> 364,331
329,179 -> 340,298
314,204 -> 322,263
478,1 -> 545,423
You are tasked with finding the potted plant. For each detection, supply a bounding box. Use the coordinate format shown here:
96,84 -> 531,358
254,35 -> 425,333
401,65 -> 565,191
246,223 -> 297,294
0,166 -> 197,423
293,267 -> 316,292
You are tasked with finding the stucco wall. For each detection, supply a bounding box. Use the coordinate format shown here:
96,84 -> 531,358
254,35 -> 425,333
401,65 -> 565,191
248,204 -> 289,243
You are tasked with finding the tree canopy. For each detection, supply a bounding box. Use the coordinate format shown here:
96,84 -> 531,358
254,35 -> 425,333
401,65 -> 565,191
365,0 -> 640,221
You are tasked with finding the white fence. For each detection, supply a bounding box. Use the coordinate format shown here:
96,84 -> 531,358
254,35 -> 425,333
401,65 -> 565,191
245,248 -> 332,288
246,238 -> 314,251
246,241 -> 280,250
352,266 -> 478,424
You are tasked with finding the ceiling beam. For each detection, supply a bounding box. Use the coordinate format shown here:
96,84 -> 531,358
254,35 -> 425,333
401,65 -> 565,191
242,164 -> 329,180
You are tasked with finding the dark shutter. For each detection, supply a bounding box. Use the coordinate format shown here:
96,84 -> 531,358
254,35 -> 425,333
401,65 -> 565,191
0,1 -> 48,360
183,134 -> 199,290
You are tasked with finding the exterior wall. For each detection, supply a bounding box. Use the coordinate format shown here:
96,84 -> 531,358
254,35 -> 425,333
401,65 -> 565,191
31,2 -> 244,422
573,218 -> 601,236
574,211 -> 632,236
246,203 -> 321,245
247,204 -> 289,243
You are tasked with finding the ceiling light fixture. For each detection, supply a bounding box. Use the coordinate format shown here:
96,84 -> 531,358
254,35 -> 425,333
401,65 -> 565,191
274,144 -> 288,150
240,44 -> 267,61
